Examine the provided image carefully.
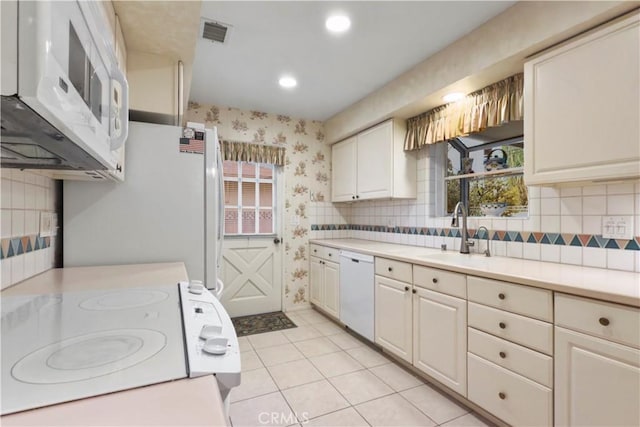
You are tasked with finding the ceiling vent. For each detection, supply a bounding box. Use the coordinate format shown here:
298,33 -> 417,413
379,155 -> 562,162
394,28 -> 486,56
202,21 -> 228,43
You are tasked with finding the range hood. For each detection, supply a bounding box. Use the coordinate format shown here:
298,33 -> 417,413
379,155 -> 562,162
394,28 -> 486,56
1,97 -> 106,171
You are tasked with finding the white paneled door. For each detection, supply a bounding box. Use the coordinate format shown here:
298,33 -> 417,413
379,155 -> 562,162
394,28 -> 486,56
220,236 -> 282,317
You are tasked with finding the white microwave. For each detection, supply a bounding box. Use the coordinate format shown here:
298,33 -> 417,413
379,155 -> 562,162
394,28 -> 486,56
1,0 -> 128,175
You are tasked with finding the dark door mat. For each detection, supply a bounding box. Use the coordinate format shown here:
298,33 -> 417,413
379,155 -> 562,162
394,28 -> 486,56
231,311 -> 297,337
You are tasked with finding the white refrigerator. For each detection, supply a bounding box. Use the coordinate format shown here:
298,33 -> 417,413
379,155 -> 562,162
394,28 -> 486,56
64,122 -> 224,293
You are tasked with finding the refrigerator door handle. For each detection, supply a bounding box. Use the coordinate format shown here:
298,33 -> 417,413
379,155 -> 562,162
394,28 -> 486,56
217,141 -> 225,269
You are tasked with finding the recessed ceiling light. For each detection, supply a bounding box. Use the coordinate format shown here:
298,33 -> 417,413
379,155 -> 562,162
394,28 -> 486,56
279,76 -> 297,89
326,15 -> 351,33
443,92 -> 465,103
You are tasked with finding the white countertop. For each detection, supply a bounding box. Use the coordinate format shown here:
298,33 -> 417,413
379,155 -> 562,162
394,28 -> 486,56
311,239 -> 640,307
1,263 -> 229,427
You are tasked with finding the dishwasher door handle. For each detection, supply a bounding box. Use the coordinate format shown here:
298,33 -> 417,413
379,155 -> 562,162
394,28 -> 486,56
351,259 -> 360,263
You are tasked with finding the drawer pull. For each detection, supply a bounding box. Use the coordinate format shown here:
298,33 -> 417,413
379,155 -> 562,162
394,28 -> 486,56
499,351 -> 506,359
498,392 -> 506,400
599,317 -> 610,326
432,278 -> 438,284
405,286 -> 410,292
498,293 -> 506,300
328,253 -> 332,257
499,322 -> 506,329
388,267 -> 393,272
412,289 -> 417,294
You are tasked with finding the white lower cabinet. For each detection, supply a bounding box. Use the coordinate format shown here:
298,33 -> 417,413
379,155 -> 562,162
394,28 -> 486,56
413,287 -> 467,396
468,353 -> 553,426
375,275 -> 412,363
309,255 -> 340,319
554,293 -> 640,427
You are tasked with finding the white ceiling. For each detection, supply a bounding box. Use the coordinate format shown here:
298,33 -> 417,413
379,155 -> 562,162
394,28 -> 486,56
189,1 -> 516,121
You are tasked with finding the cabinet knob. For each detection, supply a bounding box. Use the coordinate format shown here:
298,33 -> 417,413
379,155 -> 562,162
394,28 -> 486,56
412,289 -> 417,294
356,195 -> 360,199
314,249 -> 317,253
498,293 -> 506,300
498,392 -> 506,400
388,267 -> 393,272
404,286 -> 410,291
352,196 -> 355,200
599,317 -> 610,326
499,351 -> 507,359
432,278 -> 438,284
328,253 -> 332,257
499,322 -> 506,329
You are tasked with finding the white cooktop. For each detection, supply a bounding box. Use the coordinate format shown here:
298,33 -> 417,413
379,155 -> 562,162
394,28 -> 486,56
1,284 -> 187,415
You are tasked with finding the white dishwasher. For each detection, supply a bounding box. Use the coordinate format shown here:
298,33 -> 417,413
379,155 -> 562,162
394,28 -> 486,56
339,250 -> 375,341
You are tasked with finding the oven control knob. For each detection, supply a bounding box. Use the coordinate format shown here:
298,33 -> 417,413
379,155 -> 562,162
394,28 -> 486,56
200,324 -> 223,340
188,281 -> 204,294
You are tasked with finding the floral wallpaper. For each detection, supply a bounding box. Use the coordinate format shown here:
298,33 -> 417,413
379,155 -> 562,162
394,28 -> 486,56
185,102 -> 330,311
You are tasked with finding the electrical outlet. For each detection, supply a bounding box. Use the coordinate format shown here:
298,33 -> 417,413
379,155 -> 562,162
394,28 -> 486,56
39,212 -> 53,237
602,216 -> 633,239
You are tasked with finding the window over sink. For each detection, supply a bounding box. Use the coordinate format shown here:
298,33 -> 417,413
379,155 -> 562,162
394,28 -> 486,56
444,125 -> 528,218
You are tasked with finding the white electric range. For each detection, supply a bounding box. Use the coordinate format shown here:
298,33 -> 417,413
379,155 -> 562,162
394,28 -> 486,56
1,281 -> 240,416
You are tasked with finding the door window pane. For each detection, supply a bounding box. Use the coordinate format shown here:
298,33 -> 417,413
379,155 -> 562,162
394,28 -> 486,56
259,209 -> 273,234
224,181 -> 238,205
241,163 -> 256,178
259,165 -> 273,179
224,208 -> 238,234
259,182 -> 273,207
242,181 -> 256,206
242,209 -> 256,234
223,160 -> 239,177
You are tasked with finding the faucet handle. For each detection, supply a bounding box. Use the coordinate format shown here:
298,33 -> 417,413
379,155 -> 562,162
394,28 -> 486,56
451,216 -> 458,227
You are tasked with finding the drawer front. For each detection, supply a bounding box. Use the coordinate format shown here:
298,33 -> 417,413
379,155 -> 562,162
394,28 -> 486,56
467,276 -> 553,322
413,265 -> 466,298
468,302 -> 553,355
375,257 -> 412,283
555,293 -> 640,349
468,353 -> 552,427
468,327 -> 552,388
324,247 -> 339,262
309,244 -> 325,259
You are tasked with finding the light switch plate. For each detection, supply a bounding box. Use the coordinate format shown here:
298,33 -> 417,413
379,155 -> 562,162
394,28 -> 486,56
290,215 -> 300,226
39,212 -> 53,237
602,216 -> 633,239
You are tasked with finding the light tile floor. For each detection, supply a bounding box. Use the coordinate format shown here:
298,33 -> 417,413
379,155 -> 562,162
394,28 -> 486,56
230,309 -> 494,427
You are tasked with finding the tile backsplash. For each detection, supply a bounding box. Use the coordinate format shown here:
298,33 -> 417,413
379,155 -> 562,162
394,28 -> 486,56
1,169 -> 60,289
310,145 -> 640,272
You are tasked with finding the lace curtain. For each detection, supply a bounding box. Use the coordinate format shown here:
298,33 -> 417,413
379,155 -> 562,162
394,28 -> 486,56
221,140 -> 286,166
404,73 -> 524,151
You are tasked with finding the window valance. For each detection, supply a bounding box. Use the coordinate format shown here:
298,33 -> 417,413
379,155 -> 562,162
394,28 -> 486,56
221,140 -> 286,166
404,73 -> 524,151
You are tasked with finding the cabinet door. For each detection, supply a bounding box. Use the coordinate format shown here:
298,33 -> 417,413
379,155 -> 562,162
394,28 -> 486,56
524,13 -> 640,185
322,261 -> 340,319
555,326 -> 640,427
331,137 -> 357,202
309,257 -> 323,306
375,275 -> 412,363
356,121 -> 393,200
413,288 -> 467,396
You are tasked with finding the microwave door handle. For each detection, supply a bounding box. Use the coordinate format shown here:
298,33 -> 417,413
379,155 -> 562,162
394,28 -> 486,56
109,65 -> 129,151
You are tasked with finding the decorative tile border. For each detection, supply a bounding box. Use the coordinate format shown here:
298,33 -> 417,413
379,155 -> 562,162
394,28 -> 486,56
311,224 -> 640,251
0,235 -> 51,260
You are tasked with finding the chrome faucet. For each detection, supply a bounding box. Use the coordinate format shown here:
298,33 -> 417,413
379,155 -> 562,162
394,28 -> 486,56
477,226 -> 491,257
451,202 -> 474,254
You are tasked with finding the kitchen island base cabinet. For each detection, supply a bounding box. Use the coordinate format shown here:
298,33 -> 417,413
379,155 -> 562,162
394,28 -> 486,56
375,275 -> 412,363
554,327 -> 640,427
413,288 -> 467,396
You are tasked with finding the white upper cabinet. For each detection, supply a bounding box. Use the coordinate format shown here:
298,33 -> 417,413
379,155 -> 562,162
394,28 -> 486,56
331,136 -> 358,202
331,119 -> 416,202
524,12 -> 639,186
